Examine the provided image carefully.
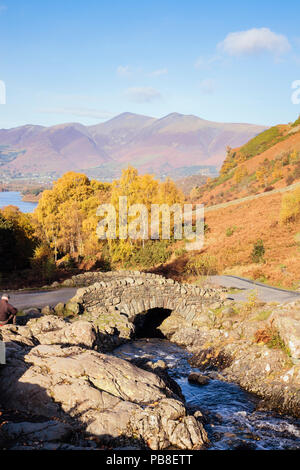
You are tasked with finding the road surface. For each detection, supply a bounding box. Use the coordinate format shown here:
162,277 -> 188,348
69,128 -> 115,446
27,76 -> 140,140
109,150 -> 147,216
7,288 -> 78,311
209,275 -> 300,303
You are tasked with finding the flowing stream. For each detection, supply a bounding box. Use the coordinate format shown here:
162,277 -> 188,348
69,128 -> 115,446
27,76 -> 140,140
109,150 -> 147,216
114,338 -> 300,450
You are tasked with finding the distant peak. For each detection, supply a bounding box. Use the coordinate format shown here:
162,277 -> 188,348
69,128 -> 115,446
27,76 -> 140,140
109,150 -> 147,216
156,112 -> 203,123
113,112 -> 136,119
110,112 -> 154,121
164,112 -> 183,118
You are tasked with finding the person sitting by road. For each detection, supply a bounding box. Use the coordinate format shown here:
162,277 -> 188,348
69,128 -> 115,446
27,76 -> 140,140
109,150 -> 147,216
0,294 -> 17,326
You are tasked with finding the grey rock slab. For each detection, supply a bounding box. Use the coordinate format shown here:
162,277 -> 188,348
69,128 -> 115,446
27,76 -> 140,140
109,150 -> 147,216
1,420 -> 72,442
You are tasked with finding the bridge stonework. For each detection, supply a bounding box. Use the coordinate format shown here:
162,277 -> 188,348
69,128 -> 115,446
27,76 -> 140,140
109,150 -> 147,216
66,271 -> 225,348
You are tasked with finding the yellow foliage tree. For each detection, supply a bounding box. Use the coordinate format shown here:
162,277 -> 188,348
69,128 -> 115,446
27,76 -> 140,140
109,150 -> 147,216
234,165 -> 248,184
220,147 -> 237,176
290,149 -> 299,164
256,159 -> 272,187
34,172 -> 111,259
280,186 -> 300,224
272,160 -> 283,180
1,205 -> 37,268
107,167 -> 184,264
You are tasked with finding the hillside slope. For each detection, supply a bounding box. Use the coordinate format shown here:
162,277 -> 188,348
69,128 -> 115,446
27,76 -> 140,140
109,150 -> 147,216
192,117 -> 300,205
203,190 -> 300,289
152,187 -> 300,289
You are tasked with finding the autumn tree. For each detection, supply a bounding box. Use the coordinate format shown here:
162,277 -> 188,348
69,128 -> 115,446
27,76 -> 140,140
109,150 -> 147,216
106,167 -> 184,264
34,172 -> 111,259
272,160 -> 283,180
220,147 -> 237,176
0,213 -> 17,272
234,165 -> 248,184
255,159 -> 272,187
0,206 -> 37,270
290,149 -> 299,164
280,186 -> 300,224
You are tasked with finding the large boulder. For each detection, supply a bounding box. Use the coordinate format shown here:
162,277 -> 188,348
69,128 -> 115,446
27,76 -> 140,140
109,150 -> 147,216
0,316 -> 208,450
128,398 -> 208,450
270,307 -> 300,359
26,316 -> 97,349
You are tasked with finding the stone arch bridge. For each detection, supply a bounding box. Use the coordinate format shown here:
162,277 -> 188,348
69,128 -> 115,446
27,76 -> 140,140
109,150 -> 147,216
64,271 -> 224,348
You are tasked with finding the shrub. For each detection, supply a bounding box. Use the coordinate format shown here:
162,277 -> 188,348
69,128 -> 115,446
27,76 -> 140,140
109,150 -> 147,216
30,244 -> 56,281
251,268 -> 267,281
282,153 -> 290,166
263,186 -> 274,192
254,310 -> 272,321
226,226 -> 237,237
204,223 -> 210,234
254,322 -> 291,356
292,161 -> 300,179
251,239 -> 265,263
286,174 -> 295,186
185,254 -> 218,276
57,253 -> 76,269
174,247 -> 187,257
234,165 -> 248,184
129,240 -> 172,268
242,290 -> 259,314
280,186 -> 300,224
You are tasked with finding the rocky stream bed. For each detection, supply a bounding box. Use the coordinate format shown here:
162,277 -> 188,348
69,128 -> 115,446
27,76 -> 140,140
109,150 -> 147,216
0,271 -> 299,450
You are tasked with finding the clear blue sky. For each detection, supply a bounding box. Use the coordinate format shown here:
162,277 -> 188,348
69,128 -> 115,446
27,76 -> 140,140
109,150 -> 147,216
1,0 -> 300,128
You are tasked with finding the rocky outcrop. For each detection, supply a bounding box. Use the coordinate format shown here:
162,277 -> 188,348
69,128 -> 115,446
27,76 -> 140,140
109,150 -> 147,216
159,299 -> 300,417
0,316 -> 208,450
27,316 -> 98,349
2,270 -> 299,448
269,302 -> 300,359
1,421 -> 72,447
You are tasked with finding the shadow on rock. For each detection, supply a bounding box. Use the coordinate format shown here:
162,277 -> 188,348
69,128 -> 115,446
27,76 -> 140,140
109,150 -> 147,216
0,315 -> 209,451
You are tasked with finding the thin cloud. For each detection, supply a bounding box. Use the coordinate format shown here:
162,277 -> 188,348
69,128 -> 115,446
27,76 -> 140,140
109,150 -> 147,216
124,87 -> 162,103
150,68 -> 168,77
194,55 -> 222,69
37,107 -> 114,120
0,5 -> 7,13
117,65 -> 131,77
117,65 -> 167,78
218,27 -> 291,56
199,78 -> 216,95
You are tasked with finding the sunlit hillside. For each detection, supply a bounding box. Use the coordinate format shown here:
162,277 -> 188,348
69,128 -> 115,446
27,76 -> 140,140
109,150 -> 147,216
191,117 -> 300,206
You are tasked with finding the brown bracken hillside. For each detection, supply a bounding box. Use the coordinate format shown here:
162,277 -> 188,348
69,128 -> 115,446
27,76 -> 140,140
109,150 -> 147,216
169,118 -> 300,289
192,117 -> 300,205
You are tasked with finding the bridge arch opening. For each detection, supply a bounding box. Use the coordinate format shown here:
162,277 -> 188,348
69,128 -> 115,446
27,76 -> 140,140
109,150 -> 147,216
133,308 -> 172,339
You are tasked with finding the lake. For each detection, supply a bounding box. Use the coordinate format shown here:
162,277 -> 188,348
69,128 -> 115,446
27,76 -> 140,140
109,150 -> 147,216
0,191 -> 38,213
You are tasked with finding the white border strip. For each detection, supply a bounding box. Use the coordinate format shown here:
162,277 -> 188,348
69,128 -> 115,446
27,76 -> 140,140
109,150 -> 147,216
0,341 -> 5,364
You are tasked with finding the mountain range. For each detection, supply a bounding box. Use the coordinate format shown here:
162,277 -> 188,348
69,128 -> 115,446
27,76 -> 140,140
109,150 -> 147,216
0,112 -> 267,180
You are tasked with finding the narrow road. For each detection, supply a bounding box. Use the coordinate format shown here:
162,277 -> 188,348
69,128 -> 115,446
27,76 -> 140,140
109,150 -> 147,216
184,181 -> 300,222
8,288 -> 78,311
205,181 -> 300,213
209,275 -> 300,303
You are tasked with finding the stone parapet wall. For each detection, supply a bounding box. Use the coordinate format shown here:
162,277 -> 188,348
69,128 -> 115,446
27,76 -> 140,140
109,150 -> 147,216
67,271 -> 225,326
